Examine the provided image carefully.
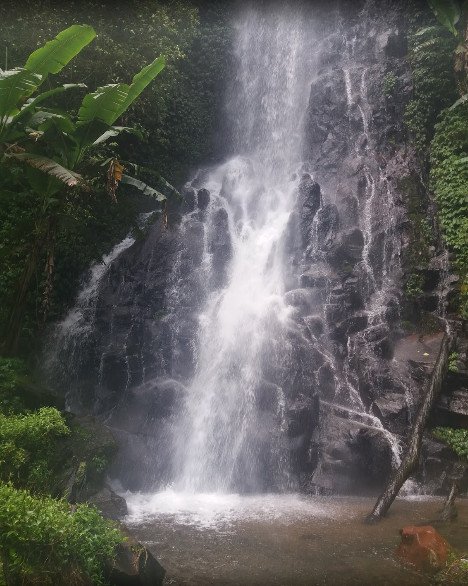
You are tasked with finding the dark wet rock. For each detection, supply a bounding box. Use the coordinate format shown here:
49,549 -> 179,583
255,381 -> 281,412
326,228 -> 364,272
373,337 -> 394,360
106,533 -> 166,586
181,186 -> 196,212
288,395 -> 320,474
197,188 -> 210,210
316,204 -> 339,250
210,208 -> 232,283
88,486 -> 128,520
434,386 -> 468,428
372,393 -> 407,433
300,262 -> 337,288
284,288 -> 323,316
303,315 -> 325,338
381,30 -> 407,58
317,364 -> 336,399
329,313 -> 368,341
298,174 -> 321,247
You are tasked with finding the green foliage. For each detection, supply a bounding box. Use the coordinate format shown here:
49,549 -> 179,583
432,556 -> 468,585
0,2 -> 231,353
0,407 -> 69,493
383,72 -> 398,97
24,24 -> 96,75
430,101 -> 468,316
433,427 -> 468,459
427,0 -> 461,37
448,351 -> 459,372
405,272 -> 425,298
404,23 -> 457,150
0,358 -> 28,415
0,483 -> 122,585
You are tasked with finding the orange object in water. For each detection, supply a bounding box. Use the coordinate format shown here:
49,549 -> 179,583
395,525 -> 450,573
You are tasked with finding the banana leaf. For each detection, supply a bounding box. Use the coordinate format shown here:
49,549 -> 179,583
427,0 -> 461,36
120,174 -> 166,201
5,152 -> 84,187
0,68 -> 42,122
25,25 -> 96,75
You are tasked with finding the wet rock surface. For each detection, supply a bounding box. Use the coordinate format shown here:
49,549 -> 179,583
106,531 -> 166,586
88,486 -> 128,520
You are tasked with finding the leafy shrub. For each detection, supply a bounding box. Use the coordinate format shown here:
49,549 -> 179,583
0,358 -> 28,415
405,272 -> 425,299
433,427 -> 468,459
0,483 -> 123,585
448,351 -> 459,373
430,101 -> 468,316
0,408 -> 69,492
383,72 -> 397,96
404,24 -> 457,150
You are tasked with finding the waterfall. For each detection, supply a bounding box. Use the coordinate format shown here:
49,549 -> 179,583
171,5 -> 315,493
42,213 -> 155,411
43,1 -> 438,499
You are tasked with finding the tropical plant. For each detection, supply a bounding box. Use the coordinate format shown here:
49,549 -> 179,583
427,0 -> 468,94
428,0 -> 462,36
0,483 -> 122,585
0,25 -> 175,354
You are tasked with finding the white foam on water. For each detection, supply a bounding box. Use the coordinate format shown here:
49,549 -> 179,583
123,490 -> 347,529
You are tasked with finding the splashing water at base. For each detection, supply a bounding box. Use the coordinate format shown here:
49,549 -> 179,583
123,490 -> 347,529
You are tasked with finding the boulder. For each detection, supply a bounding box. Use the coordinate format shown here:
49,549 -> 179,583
181,186 -> 196,212
197,188 -> 210,210
107,536 -> 165,586
395,526 -> 449,573
88,486 -> 128,520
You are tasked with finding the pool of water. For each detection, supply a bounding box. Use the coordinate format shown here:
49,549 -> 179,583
122,492 -> 468,585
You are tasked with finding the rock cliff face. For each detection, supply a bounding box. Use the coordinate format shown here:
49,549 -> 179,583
44,0 -> 467,494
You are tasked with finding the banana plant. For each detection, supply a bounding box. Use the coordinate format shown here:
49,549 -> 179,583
426,0 -> 468,96
427,0 -> 461,36
1,25 -> 171,354
0,25 -> 95,145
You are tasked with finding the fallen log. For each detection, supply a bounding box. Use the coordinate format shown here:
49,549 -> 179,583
365,331 -> 453,523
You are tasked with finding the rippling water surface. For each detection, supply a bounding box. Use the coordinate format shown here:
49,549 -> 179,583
123,493 -> 468,585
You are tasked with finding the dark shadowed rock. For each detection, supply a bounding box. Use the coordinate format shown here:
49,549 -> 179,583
373,394 -> 408,433
107,534 -> 165,586
316,204 -> 339,250
88,486 -> 128,520
298,174 -> 321,246
197,188 -> 210,210
181,186 -> 196,212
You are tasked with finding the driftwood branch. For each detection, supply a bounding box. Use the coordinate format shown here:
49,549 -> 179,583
365,331 -> 452,523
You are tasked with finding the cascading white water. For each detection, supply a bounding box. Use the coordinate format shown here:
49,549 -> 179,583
42,212 -> 155,410
171,5 -> 315,493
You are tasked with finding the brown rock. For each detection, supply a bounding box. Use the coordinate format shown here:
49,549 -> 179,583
395,525 -> 450,573
106,534 -> 165,586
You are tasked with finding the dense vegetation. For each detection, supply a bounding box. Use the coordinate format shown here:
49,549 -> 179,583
0,483 -> 122,585
0,354 -> 124,585
403,0 -> 468,318
0,0 -> 232,355
0,4 -> 232,583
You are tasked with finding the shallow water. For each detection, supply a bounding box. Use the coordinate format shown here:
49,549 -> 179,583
124,493 -> 468,585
